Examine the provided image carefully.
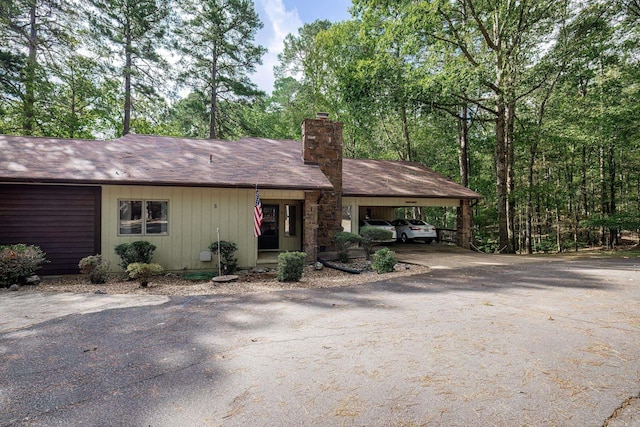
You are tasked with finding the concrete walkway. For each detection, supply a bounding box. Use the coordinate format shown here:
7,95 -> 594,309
1,254 -> 639,426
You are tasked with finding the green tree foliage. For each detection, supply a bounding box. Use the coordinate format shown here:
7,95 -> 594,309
174,0 -> 266,139
86,0 -> 171,135
0,0 -> 77,135
275,20 -> 334,121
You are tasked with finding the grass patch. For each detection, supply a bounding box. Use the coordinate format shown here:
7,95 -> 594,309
182,272 -> 216,281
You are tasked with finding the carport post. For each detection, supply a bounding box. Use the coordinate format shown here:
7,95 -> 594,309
457,199 -> 472,249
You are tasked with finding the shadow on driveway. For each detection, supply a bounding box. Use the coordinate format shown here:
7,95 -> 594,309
1,257 -> 639,426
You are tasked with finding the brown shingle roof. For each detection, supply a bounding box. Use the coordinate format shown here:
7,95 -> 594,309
0,134 -> 333,190
0,134 -> 481,199
343,159 -> 481,199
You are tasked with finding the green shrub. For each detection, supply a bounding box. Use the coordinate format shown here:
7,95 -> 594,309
78,254 -> 110,284
0,244 -> 48,287
126,262 -> 164,287
208,240 -> 238,275
114,241 -> 156,269
277,252 -> 307,282
535,239 -> 556,253
334,232 -> 362,263
372,247 -> 397,273
360,226 -> 393,260
472,233 -> 499,253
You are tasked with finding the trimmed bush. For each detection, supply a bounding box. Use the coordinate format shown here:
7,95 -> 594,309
277,252 -> 307,282
360,226 -> 393,260
209,240 -> 238,275
126,262 -> 163,287
334,232 -> 362,263
78,254 -> 110,284
372,247 -> 397,274
0,244 -> 48,287
114,241 -> 156,270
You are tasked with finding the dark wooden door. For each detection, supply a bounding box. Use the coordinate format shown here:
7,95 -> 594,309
0,184 -> 101,275
258,205 -> 279,250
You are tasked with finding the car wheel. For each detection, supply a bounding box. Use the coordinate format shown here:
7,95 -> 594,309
425,238 -> 433,244
401,233 -> 410,243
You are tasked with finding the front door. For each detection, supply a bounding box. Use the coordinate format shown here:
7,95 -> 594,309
258,205 -> 279,250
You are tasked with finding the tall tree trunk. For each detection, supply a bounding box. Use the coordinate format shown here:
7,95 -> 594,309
23,1 -> 38,135
209,51 -> 218,139
123,26 -> 132,136
525,138 -> 537,254
581,145 -> 588,216
70,73 -> 76,138
556,205 -> 562,253
496,97 -> 511,252
506,97 -> 516,252
458,103 -> 470,187
600,144 -> 607,245
609,144 -> 617,246
609,144 -> 616,215
400,104 -> 412,161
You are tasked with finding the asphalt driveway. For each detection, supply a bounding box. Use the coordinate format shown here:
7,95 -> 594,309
1,256 -> 639,426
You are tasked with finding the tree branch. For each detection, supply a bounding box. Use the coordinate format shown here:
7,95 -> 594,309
465,0 -> 498,51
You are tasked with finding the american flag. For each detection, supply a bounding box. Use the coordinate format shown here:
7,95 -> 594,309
254,186 -> 263,237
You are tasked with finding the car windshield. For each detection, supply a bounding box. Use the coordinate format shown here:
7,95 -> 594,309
408,220 -> 426,225
367,220 -> 390,226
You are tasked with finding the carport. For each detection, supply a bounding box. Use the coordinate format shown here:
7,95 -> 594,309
341,159 -> 481,248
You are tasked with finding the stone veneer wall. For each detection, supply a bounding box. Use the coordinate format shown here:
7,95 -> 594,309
302,118 -> 343,255
303,191 -> 320,261
456,199 -> 472,249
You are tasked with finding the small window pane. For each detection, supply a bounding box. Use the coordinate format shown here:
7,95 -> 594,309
146,201 -> 168,234
119,200 -> 142,235
285,205 -> 296,236
342,206 -> 352,232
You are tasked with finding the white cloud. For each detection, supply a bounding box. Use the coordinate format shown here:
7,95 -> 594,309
253,0 -> 303,94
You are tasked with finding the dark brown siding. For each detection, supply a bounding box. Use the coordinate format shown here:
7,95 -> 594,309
0,185 -> 101,275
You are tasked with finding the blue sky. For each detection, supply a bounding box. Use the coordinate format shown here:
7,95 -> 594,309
252,0 -> 353,93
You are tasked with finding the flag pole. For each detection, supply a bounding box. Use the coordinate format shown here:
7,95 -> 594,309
217,227 -> 221,275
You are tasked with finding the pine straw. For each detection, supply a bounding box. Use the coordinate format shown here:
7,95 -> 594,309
24,263 -> 431,297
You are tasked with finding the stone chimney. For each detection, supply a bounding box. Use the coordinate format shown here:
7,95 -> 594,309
302,114 -> 343,253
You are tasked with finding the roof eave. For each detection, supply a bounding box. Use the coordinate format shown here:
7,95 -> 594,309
0,177 -> 333,191
343,192 -> 482,200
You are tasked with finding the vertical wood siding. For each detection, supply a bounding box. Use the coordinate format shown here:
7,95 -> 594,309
101,186 -> 305,272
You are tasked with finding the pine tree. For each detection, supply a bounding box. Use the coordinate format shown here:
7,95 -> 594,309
86,0 -> 170,135
175,0 -> 266,139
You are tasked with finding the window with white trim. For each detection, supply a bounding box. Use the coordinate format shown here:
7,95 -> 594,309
119,200 -> 169,235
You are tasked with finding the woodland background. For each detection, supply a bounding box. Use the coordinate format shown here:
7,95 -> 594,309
2,0 -> 639,253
